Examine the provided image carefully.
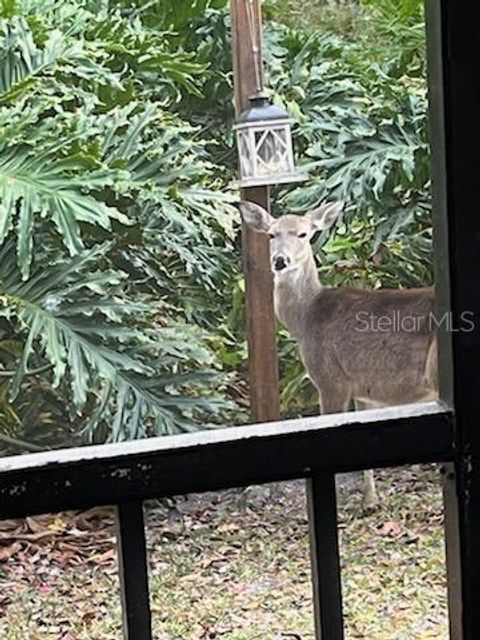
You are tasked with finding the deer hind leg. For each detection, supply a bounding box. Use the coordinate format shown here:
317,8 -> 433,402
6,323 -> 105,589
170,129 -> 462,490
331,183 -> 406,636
424,337 -> 438,395
354,400 -> 379,513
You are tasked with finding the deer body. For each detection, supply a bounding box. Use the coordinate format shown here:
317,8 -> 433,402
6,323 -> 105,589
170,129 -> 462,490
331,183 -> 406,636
240,200 -> 438,510
277,267 -> 436,411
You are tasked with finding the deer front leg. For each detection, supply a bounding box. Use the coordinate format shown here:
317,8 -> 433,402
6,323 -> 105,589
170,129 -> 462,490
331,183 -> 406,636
318,384 -> 352,415
354,400 -> 379,513
317,385 -> 380,512
362,469 -> 378,513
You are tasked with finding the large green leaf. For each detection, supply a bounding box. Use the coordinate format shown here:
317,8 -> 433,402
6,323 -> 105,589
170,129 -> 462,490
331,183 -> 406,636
0,241 -> 230,440
0,16 -> 120,102
0,146 -> 129,277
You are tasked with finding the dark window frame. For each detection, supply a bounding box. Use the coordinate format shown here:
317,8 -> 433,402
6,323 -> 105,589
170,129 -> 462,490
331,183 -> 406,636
0,1 -> 478,638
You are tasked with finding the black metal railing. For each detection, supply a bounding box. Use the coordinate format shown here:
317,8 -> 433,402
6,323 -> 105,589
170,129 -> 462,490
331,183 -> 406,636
0,403 -> 455,640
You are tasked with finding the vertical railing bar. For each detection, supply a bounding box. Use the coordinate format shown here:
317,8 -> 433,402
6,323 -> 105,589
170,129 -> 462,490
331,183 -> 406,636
307,473 -> 344,640
424,0 -> 462,635
442,464 -> 463,640
116,501 -> 153,640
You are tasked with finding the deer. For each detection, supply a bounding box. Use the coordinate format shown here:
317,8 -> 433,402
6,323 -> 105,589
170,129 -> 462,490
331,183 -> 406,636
239,200 -> 438,512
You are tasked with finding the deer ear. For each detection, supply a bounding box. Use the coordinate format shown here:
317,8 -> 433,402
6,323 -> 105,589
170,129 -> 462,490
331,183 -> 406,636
238,201 -> 274,234
307,201 -> 343,231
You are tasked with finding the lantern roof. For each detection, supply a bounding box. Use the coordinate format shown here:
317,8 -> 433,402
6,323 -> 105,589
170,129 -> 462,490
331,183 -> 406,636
235,92 -> 290,125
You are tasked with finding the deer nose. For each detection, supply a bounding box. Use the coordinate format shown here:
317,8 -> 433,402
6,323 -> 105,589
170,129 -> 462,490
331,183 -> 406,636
274,255 -> 288,271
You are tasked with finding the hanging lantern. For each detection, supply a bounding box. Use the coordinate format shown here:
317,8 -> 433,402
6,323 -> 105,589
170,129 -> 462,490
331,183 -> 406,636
233,92 -> 307,188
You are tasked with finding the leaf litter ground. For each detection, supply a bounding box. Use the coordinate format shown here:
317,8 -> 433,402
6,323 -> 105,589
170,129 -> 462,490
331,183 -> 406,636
0,465 -> 447,639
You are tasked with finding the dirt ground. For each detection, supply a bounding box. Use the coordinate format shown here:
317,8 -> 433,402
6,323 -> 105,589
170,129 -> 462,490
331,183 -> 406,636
0,465 -> 447,640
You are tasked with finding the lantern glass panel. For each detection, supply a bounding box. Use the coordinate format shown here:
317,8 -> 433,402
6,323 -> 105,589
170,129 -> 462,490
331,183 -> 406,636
238,130 -> 254,178
254,126 -> 291,177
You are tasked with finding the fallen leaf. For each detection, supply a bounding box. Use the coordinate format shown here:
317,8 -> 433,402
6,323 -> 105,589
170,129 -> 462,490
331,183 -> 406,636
0,542 -> 21,561
376,520 -> 404,538
0,519 -> 22,532
38,582 -> 54,594
88,548 -> 116,566
217,523 -> 240,534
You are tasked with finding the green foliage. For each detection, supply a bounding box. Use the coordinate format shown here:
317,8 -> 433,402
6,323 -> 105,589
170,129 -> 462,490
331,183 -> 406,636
127,0 -> 228,32
263,2 -> 430,289
264,0 -> 366,36
0,0 -> 241,453
1,241 -> 227,441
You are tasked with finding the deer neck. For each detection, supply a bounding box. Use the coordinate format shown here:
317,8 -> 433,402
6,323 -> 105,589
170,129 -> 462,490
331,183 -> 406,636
273,253 -> 322,339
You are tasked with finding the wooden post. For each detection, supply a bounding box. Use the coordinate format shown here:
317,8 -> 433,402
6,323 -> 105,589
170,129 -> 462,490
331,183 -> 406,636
230,0 -> 280,423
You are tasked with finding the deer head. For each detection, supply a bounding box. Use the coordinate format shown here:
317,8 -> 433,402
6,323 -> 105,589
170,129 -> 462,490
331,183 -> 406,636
239,200 -> 343,275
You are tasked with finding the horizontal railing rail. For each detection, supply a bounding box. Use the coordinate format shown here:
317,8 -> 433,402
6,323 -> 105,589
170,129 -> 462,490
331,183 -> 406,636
0,401 -> 454,520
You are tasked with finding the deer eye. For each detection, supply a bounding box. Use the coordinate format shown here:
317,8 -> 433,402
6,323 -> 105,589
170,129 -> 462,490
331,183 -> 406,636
268,233 -> 275,239
298,232 -> 308,239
